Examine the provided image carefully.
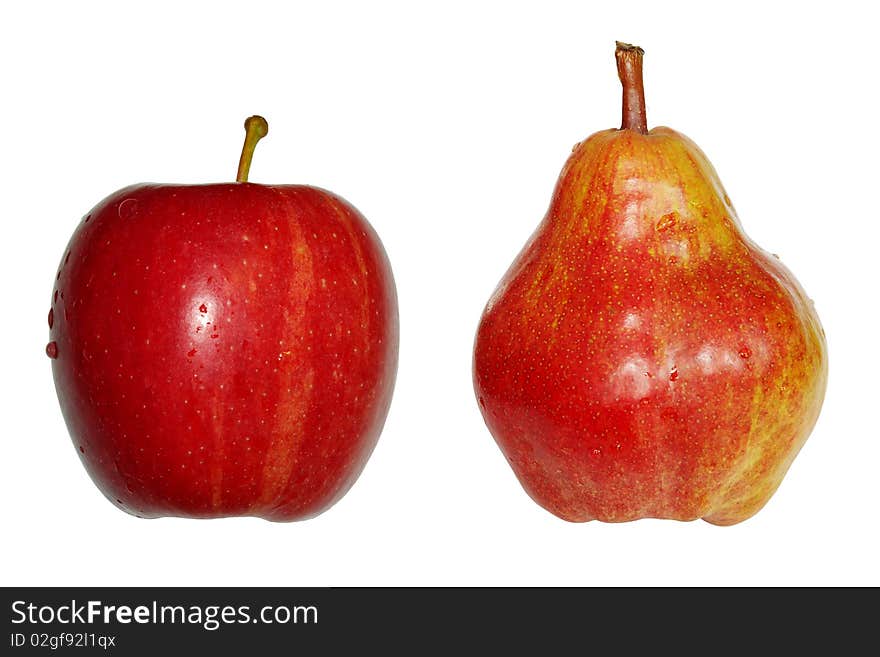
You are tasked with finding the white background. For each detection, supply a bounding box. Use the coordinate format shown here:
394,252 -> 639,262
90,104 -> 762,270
2,1 -> 877,586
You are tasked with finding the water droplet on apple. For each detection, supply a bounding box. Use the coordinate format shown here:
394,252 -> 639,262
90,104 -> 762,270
45,341 -> 58,359
53,290 -> 59,303
188,348 -> 197,358
84,214 -> 91,223
199,303 -> 208,314
78,445 -> 85,454
738,347 -> 751,359
65,251 -> 71,265
669,367 -> 678,381
48,308 -> 54,328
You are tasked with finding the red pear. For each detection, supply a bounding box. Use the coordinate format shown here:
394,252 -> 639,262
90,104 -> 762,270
48,116 -> 398,520
473,44 -> 827,525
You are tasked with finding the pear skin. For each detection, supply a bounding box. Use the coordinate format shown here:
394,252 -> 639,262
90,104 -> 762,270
473,43 -> 827,525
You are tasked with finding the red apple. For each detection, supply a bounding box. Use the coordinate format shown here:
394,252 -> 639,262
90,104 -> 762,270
47,116 -> 398,520
472,44 -> 827,525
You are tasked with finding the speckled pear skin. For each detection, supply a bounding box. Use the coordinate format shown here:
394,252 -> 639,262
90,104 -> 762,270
473,126 -> 827,525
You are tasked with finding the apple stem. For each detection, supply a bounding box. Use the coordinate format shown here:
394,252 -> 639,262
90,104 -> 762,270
615,42 -> 648,134
236,115 -> 269,183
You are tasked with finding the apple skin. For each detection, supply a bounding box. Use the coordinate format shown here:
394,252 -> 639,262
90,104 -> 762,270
48,183 -> 398,520
473,128 -> 828,525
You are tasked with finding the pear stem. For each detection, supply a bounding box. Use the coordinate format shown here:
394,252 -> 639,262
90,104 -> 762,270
615,42 -> 648,134
236,115 -> 269,183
